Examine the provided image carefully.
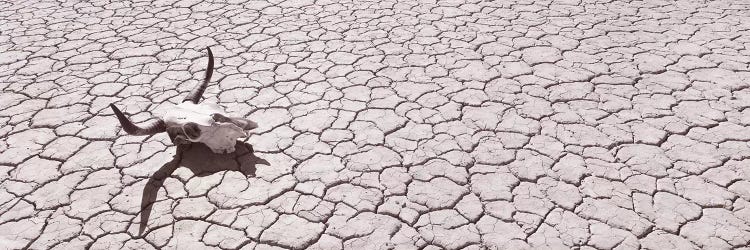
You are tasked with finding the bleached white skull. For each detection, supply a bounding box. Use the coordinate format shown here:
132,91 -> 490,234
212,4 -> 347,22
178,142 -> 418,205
110,47 -> 258,154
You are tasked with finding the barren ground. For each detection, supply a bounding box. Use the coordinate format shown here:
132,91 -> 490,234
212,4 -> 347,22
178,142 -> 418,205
1,0 -> 750,249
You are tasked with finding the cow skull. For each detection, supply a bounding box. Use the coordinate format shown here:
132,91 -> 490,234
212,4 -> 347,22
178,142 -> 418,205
110,47 -> 258,154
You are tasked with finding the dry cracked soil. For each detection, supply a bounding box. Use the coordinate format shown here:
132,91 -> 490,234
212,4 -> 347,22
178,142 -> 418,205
1,0 -> 750,249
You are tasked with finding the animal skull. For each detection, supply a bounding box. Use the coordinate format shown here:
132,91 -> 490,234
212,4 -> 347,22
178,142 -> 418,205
110,47 -> 258,154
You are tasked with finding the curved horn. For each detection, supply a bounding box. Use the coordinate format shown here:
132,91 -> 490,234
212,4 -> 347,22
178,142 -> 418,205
183,47 -> 214,104
110,104 -> 166,135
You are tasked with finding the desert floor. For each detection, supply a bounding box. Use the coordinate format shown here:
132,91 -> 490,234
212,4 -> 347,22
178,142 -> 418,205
1,0 -> 750,249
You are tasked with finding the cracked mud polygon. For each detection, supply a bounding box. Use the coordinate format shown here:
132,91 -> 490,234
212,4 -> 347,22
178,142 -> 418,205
1,0 -> 750,249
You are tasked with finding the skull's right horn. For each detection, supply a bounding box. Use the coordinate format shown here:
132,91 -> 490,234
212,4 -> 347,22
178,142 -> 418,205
183,47 -> 214,104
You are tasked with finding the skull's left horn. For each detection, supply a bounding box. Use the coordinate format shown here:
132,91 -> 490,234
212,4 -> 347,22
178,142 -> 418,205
110,104 -> 166,135
183,47 -> 214,104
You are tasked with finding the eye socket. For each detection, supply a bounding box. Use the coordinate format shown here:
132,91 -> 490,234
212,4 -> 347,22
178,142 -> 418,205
182,123 -> 201,139
211,113 -> 231,123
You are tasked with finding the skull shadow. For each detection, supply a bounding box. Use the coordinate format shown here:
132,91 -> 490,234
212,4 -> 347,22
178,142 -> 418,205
138,141 -> 269,235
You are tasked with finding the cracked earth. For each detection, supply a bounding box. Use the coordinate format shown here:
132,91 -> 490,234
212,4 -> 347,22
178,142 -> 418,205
2,0 -> 750,249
